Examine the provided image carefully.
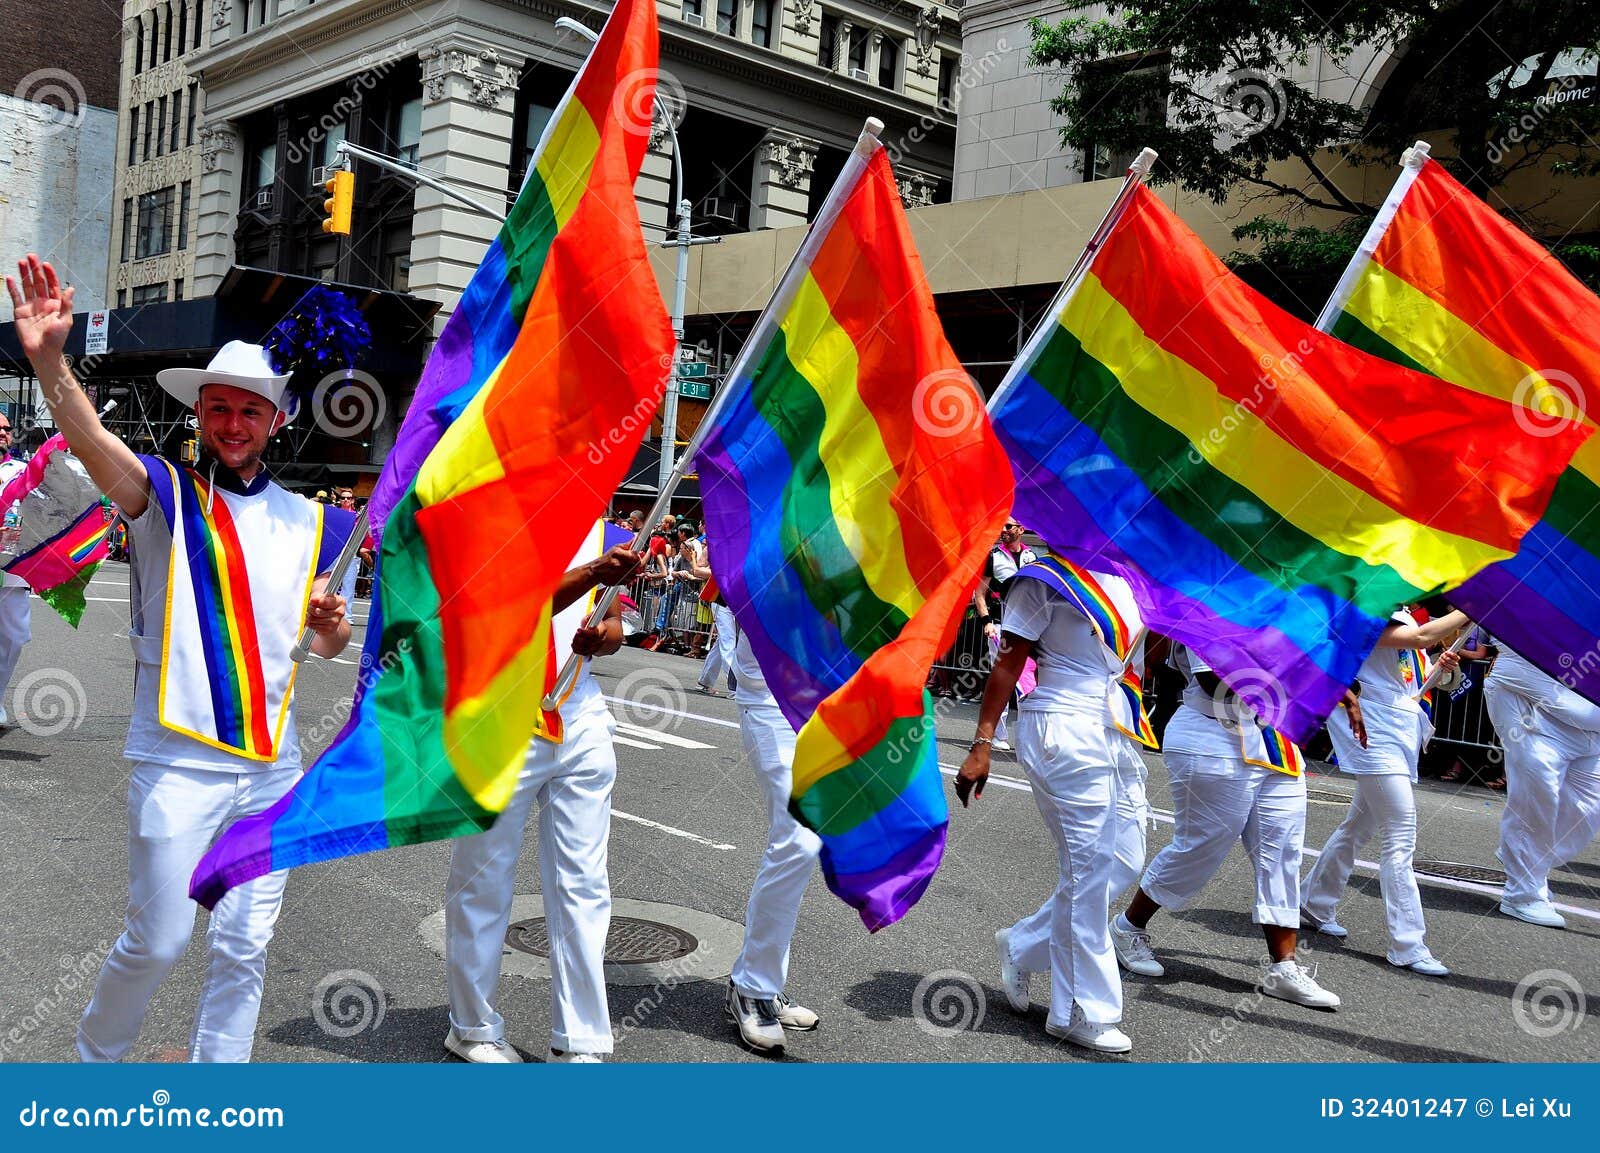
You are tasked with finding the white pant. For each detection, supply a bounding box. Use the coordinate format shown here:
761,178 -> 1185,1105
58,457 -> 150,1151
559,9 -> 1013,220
0,584 -> 31,702
446,706 -> 617,1054
78,762 -> 299,1063
1302,773 -> 1429,964
338,563 -> 358,614
698,603 -> 737,691
730,700 -> 820,999
1140,753 -> 1306,927
1485,682 -> 1600,904
1006,710 -> 1122,1027
1109,735 -> 1151,901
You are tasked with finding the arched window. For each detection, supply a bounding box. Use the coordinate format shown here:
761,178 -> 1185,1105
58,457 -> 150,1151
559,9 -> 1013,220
133,16 -> 145,75
177,1 -> 188,55
163,3 -> 174,64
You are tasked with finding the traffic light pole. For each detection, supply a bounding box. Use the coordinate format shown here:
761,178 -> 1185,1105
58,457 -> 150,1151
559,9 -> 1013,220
334,140 -> 509,224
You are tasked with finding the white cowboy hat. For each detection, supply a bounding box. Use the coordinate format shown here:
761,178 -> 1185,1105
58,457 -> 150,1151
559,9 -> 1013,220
155,341 -> 294,410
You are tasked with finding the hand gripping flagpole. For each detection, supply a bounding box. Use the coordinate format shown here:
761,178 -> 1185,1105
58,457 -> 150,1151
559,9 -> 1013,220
986,147 -> 1157,416
291,507 -> 369,663
1416,629 -> 1473,699
541,117 -> 889,711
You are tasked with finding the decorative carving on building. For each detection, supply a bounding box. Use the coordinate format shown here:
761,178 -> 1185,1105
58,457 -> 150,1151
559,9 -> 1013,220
649,122 -> 669,153
198,122 -> 237,173
420,41 -> 517,108
896,169 -> 937,209
914,7 -> 940,77
213,0 -> 231,30
791,0 -> 815,36
763,134 -> 819,189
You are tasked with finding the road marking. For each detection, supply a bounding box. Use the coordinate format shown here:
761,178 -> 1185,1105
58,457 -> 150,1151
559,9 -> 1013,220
613,735 -> 661,750
611,808 -> 736,851
603,695 -> 742,730
938,763 -> 1034,793
614,722 -> 716,749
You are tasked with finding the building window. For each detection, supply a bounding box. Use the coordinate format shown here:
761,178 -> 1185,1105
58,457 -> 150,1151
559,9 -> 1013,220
126,105 -> 139,165
146,14 -> 158,70
751,0 -> 773,48
133,18 -> 145,76
818,14 -> 839,68
243,0 -> 268,32
131,283 -> 168,306
142,101 -> 154,160
252,141 -> 276,191
177,1 -> 188,55
847,27 -> 869,75
120,198 -> 133,262
178,181 -> 191,249
135,187 -> 175,259
191,0 -> 201,49
173,278 -> 184,302
155,96 -> 168,156
682,0 -> 704,23
186,82 -> 198,146
1082,59 -> 1168,180
716,0 -> 738,35
163,3 -> 174,64
116,289 -> 126,308
390,98 -> 421,165
938,55 -> 957,110
878,37 -> 899,90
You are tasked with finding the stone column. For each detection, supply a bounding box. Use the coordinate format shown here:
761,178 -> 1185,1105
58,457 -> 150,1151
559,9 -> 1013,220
192,120 -> 240,294
837,21 -> 852,74
635,124 -> 674,239
409,37 -> 521,334
750,131 -> 817,230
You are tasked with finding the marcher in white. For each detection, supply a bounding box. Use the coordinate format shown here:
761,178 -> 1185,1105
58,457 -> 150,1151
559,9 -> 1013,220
957,559 -> 1141,1053
724,625 -> 822,1053
1302,608 -> 1465,975
0,410 -> 29,727
444,530 -> 639,1063
9,255 -> 354,1062
1107,645 -> 1160,905
1483,643 -> 1600,929
691,541 -> 736,696
1112,644 -> 1354,1011
974,516 -> 1036,750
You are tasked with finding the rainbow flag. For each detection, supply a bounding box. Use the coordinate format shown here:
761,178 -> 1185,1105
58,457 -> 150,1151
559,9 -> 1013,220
992,182 -> 1588,742
0,435 -> 112,627
190,0 -> 673,908
698,136 -> 1012,930
1319,149 -> 1600,703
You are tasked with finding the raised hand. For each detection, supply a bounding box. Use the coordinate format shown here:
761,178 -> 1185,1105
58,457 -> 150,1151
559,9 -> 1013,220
6,255 -> 76,368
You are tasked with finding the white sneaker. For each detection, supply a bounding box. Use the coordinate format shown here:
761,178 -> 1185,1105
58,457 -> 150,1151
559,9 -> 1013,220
444,1026 -> 523,1063
995,927 -> 1031,1013
1262,960 -> 1340,1010
1299,906 -> 1348,939
1391,953 -> 1450,977
773,992 -> 819,1031
1500,898 -> 1567,929
725,982 -> 785,1052
547,1050 -> 602,1063
0,704 -> 10,727
992,739 -> 1012,751
1110,914 -> 1164,977
1046,1007 -> 1132,1054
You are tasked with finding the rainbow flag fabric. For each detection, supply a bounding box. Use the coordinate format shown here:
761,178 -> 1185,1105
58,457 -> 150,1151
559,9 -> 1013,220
1319,151 -> 1600,703
992,182 -> 1588,742
0,435 -> 112,627
698,139 -> 1012,930
190,0 -> 673,908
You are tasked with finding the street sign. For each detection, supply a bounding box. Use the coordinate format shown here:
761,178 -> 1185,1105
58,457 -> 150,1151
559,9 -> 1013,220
677,379 -> 713,400
677,362 -> 711,378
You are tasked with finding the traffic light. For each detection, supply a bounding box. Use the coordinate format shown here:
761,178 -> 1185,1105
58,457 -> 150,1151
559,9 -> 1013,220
322,169 -> 354,235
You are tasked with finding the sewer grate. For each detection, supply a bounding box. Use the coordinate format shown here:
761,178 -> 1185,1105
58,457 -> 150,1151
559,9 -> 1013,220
1413,860 -> 1507,886
507,915 -> 700,965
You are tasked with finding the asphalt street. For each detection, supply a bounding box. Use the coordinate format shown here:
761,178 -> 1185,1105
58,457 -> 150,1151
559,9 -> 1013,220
2,562 -> 1597,1064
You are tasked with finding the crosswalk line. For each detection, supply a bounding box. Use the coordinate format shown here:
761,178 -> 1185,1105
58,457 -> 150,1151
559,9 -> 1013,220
612,735 -> 661,750
613,721 -> 716,749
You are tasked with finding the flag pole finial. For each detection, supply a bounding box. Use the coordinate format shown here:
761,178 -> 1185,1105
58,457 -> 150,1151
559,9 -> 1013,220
1129,147 -> 1158,178
1402,140 -> 1432,168
856,117 -> 885,157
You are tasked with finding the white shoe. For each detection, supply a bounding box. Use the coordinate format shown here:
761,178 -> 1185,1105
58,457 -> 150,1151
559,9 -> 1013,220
1110,914 -> 1164,977
547,1049 -> 602,1063
773,992 -> 819,1031
1391,953 -> 1450,977
992,739 -> 1012,751
0,704 -> 10,727
1299,906 -> 1348,939
1262,960 -> 1340,1010
725,982 -> 785,1052
444,1027 -> 523,1063
1500,898 -> 1566,929
995,928 -> 1031,1013
1046,1007 -> 1132,1054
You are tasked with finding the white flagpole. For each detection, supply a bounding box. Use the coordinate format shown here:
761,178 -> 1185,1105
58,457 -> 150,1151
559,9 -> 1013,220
1417,629 -> 1473,698
291,507 -> 369,663
541,117 -> 888,711
986,146 -> 1158,416
1313,140 -> 1432,333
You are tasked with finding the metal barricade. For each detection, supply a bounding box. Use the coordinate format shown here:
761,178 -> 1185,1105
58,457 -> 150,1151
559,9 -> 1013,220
624,571 -> 715,656
1426,658 -> 1503,754
927,612 -> 991,701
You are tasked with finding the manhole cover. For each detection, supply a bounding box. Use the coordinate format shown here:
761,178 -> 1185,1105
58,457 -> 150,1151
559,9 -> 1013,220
1306,789 -> 1350,804
507,915 -> 699,965
1413,860 -> 1507,886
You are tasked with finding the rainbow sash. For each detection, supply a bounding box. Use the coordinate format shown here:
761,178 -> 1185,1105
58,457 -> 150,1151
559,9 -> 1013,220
1401,647 -> 1435,720
1241,724 -> 1305,777
156,461 -> 323,760
1011,553 -> 1156,745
